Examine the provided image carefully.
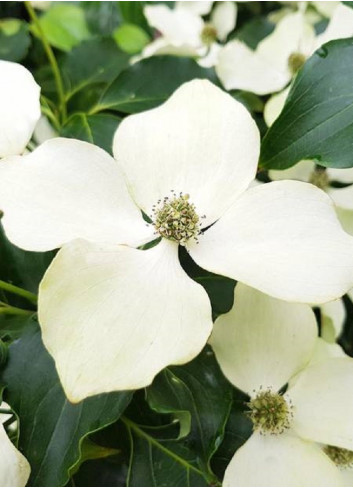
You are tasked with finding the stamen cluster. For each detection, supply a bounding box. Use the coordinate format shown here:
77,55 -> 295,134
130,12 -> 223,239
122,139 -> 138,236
201,24 -> 218,46
288,52 -> 306,74
324,445 -> 353,469
247,389 -> 293,435
309,167 -> 329,190
152,192 -> 202,245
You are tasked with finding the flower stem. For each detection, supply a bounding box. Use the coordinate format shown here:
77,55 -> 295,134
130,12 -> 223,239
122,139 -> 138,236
0,304 -> 34,316
25,1 -> 67,123
0,281 -> 37,305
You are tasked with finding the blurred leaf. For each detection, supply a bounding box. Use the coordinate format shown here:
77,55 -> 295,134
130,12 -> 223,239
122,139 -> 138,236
82,1 -> 121,35
118,1 -> 150,33
260,38 -> 353,170
0,320 -> 133,486
0,314 -> 34,341
231,90 -> 264,113
113,23 -> 150,54
62,38 -> 130,101
236,16 -> 274,49
61,113 -> 121,154
94,56 -> 219,114
31,4 -> 91,52
0,18 -> 30,61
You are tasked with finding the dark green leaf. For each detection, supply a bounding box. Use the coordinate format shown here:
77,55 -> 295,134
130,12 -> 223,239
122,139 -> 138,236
62,38 -> 130,101
31,4 -> 91,52
0,320 -> 133,486
118,1 -> 150,33
61,113 -> 121,154
260,38 -> 353,170
0,18 -> 30,61
94,56 -> 219,114
82,1 -> 121,36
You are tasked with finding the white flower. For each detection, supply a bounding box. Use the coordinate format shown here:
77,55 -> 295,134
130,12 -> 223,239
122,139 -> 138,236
0,404 -> 30,487
1,80 -> 353,401
216,2 -> 353,95
210,283 -> 353,486
0,60 -> 41,158
142,2 -> 237,66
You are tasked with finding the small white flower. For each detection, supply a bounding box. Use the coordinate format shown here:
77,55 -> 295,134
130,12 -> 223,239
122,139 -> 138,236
0,60 -> 41,158
210,283 -> 353,486
216,2 -> 353,95
0,404 -> 30,487
142,2 -> 237,66
1,80 -> 353,401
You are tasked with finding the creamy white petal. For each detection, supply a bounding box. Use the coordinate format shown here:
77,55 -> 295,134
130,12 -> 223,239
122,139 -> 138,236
197,42 -> 221,67
0,138 -> 151,251
315,4 -> 353,48
211,2 -> 237,41
269,159 -> 315,183
289,358 -> 353,450
335,207 -> 353,236
0,60 -> 40,158
176,1 -> 213,16
32,115 -> 57,145
189,180 -> 353,303
320,299 -> 345,342
264,87 -> 290,127
312,1 -> 339,18
210,283 -> 317,395
144,4 -> 203,47
216,39 -> 289,95
223,431 -> 343,487
39,239 -> 212,402
328,185 -> 353,212
114,80 -> 260,227
309,338 -> 347,366
327,167 -> 353,184
141,37 -> 201,59
0,424 -> 30,487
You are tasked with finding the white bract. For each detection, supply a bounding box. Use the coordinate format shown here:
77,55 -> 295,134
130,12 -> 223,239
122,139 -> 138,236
1,80 -> 353,401
216,2 -> 353,95
0,405 -> 30,487
142,1 -> 237,66
0,60 -> 41,158
211,283 -> 353,486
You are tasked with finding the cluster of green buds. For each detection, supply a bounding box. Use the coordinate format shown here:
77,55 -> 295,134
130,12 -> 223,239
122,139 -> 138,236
288,51 -> 307,75
247,389 -> 293,435
324,445 -> 353,469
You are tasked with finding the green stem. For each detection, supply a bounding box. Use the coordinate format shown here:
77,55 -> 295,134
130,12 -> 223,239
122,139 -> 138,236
0,281 -> 37,305
25,1 -> 67,123
121,416 -> 215,484
0,303 -> 34,316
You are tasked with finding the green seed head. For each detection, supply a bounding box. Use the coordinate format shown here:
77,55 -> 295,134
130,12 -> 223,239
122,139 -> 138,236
153,193 -> 201,245
247,390 -> 292,435
324,445 -> 353,469
288,52 -> 306,75
309,167 -> 329,190
201,23 -> 218,45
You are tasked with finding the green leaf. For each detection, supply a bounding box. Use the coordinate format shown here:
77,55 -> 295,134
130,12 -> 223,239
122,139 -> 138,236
236,17 -> 275,49
0,18 -> 30,62
61,113 -> 121,154
93,56 -> 219,114
82,1 -> 121,36
260,38 -> 353,170
68,438 -> 120,477
0,223 -> 54,297
118,1 -> 150,33
113,23 -> 150,54
62,39 -> 130,101
0,320 -> 133,486
31,4 -> 91,52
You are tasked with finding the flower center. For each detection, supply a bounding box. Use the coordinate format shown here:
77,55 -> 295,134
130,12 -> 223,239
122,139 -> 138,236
324,445 -> 353,469
288,52 -> 306,75
247,390 -> 293,435
201,23 -> 218,45
309,167 -> 329,190
152,192 -> 202,245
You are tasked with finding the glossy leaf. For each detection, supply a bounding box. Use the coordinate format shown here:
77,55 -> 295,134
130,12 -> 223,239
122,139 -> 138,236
113,23 -> 150,54
82,1 -> 121,36
94,56 -> 219,114
260,38 -> 353,170
61,113 -> 121,154
0,321 -> 133,486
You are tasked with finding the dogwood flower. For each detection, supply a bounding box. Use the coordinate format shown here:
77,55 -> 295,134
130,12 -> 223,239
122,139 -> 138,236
1,80 -> 353,401
0,404 -> 30,486
216,2 -> 353,95
142,1 -> 237,66
0,60 -> 41,158
210,283 -> 353,486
